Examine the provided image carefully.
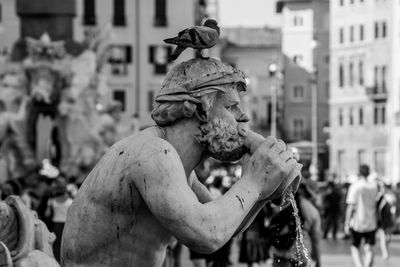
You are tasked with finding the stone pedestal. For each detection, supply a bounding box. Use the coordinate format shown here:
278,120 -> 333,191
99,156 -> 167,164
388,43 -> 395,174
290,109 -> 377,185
12,0 -> 82,60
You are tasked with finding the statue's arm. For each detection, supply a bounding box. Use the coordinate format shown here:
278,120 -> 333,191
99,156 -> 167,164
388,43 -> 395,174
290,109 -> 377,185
232,199 -> 269,236
131,142 -> 261,253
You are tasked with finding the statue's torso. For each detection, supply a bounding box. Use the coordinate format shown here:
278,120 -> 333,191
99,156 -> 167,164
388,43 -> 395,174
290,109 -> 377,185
61,128 -> 177,266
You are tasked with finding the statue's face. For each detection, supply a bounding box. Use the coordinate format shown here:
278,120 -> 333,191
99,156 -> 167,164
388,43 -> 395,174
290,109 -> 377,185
197,87 -> 250,161
0,73 -> 26,113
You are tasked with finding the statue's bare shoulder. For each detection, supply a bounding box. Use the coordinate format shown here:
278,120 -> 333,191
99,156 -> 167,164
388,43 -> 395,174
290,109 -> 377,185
94,127 -> 185,190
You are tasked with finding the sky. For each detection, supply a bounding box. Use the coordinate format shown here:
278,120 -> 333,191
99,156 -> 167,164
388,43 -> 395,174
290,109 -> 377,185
218,0 -> 282,28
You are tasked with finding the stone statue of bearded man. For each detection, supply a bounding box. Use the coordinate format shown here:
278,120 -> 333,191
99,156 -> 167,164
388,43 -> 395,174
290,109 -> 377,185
61,58 -> 301,267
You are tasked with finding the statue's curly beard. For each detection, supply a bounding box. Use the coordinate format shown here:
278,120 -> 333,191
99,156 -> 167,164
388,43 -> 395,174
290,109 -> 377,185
195,118 -> 248,162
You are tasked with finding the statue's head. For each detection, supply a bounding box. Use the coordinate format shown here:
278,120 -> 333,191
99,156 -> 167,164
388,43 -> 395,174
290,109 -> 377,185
152,58 -> 250,161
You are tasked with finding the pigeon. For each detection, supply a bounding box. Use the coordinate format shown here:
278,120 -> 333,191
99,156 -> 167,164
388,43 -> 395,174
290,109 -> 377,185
164,19 -> 220,61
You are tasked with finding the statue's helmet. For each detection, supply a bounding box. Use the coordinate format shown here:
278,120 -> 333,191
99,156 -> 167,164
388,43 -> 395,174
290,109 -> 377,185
155,58 -> 247,104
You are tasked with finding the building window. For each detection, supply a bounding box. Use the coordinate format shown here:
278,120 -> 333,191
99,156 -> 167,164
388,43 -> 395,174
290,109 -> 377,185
293,15 -> 303,26
350,26 -> 354,42
154,0 -> 167,26
349,62 -> 354,86
339,63 -> 344,87
338,150 -> 345,174
381,66 -> 386,92
325,81 -> 330,99
374,150 -> 386,175
382,21 -> 387,38
339,27 -> 344,44
252,111 -> 258,123
358,149 -> 366,166
148,91 -> 155,112
374,66 -> 378,92
374,22 -> 379,39
293,55 -> 303,65
339,108 -> 344,126
113,0 -> 126,26
292,118 -> 305,139
340,0 -> 344,6
349,108 -> 354,126
360,24 -> 364,41
113,90 -> 126,111
292,85 -> 305,101
324,55 -> 330,64
83,0 -> 96,25
359,60 -> 364,85
359,107 -> 364,125
109,45 -> 132,76
374,104 -> 386,125
149,45 -> 172,75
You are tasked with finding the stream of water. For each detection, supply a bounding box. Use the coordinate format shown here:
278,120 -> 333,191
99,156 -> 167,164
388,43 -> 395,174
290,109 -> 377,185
286,191 -> 312,267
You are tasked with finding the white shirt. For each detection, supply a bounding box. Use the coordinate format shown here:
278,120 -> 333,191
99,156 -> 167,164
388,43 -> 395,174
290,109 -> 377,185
50,198 -> 73,223
346,178 -> 378,232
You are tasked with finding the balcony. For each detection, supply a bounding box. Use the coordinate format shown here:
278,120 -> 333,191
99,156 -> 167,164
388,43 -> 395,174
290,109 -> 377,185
365,86 -> 387,102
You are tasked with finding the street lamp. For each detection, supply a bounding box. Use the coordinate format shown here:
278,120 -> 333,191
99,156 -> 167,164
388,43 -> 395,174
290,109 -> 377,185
310,39 -> 319,181
268,63 -> 278,137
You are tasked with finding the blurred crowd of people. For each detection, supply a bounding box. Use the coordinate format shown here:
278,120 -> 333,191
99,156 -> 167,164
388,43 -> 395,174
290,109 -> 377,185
2,155 -> 400,266
163,161 -> 400,267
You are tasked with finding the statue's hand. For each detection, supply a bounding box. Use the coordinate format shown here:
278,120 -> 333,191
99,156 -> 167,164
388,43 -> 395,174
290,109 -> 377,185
241,136 -> 301,200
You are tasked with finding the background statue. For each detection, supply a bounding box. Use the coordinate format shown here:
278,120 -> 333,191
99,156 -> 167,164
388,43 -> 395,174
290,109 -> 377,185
0,28 -> 122,184
0,196 -> 59,267
0,65 -> 35,181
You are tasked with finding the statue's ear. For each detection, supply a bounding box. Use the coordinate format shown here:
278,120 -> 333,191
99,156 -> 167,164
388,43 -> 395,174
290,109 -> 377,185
182,101 -> 197,118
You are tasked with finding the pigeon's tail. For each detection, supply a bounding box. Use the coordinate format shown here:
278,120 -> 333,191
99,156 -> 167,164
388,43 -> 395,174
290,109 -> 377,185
164,37 -> 179,45
169,46 -> 186,61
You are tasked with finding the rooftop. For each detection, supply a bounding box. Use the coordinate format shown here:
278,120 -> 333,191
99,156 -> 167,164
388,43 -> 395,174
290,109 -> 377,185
220,27 -> 281,48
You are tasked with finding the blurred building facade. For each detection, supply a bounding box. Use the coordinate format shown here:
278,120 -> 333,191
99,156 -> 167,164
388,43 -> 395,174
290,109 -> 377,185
74,0 -> 202,127
329,0 -> 399,183
0,0 -> 20,65
220,27 -> 283,137
277,0 -> 330,178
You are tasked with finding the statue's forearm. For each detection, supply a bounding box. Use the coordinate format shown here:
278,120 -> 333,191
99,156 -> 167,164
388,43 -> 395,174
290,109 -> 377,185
233,199 -> 268,236
183,178 -> 260,253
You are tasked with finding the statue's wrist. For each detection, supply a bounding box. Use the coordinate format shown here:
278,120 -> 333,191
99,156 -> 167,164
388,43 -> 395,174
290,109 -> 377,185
238,176 -> 261,198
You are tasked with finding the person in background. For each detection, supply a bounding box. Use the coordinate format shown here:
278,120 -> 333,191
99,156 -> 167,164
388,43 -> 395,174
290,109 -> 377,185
238,204 -> 269,267
345,165 -> 378,267
45,178 -> 73,262
394,182 -> 400,234
375,180 -> 396,260
267,182 -> 321,267
322,181 -> 342,240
